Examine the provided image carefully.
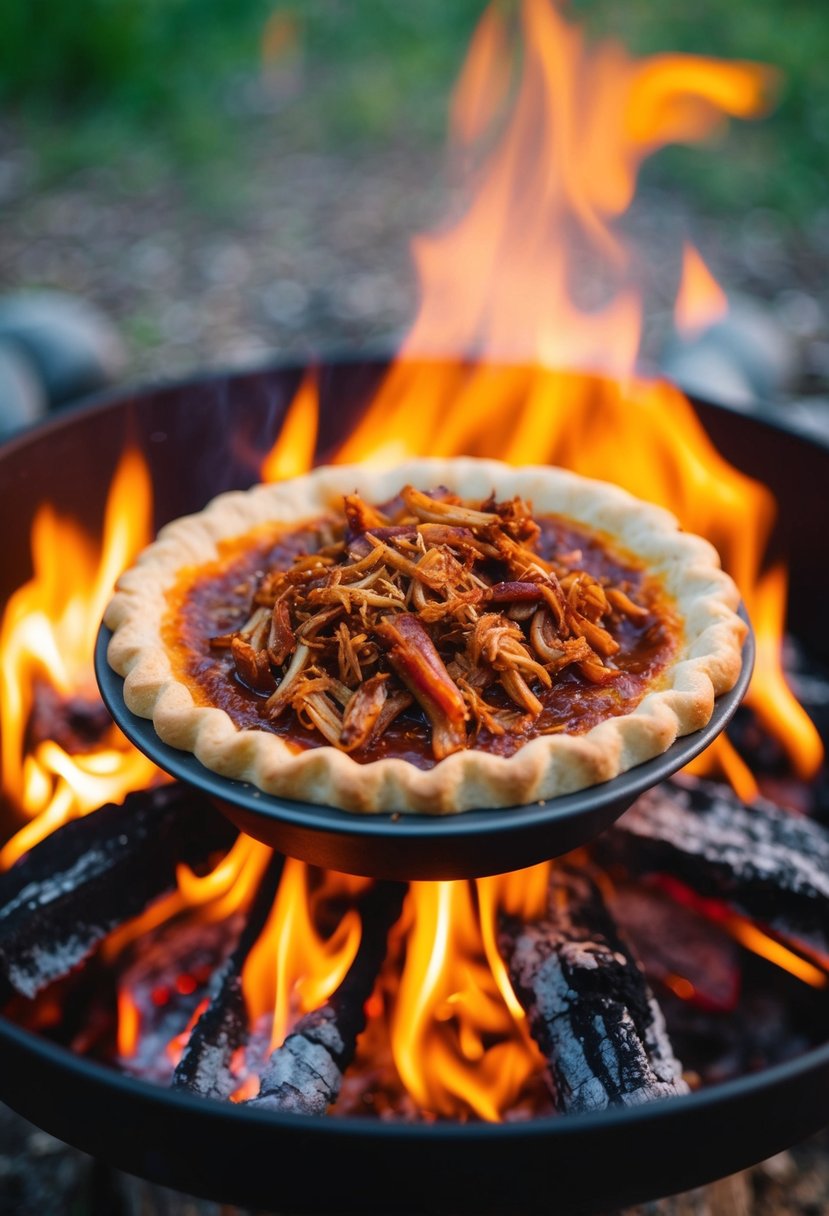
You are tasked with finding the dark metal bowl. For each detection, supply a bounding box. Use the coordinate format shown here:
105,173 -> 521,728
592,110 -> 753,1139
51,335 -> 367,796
95,622 -> 753,880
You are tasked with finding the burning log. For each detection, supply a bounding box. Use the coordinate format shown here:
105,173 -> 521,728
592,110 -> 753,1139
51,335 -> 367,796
597,776 -> 829,963
172,855 -> 285,1099
247,880 -> 405,1116
0,783 -> 235,1001
499,865 -> 688,1113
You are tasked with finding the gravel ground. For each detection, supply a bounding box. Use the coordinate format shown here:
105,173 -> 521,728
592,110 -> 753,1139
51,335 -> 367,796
1,117 -> 829,1214
2,119 -> 828,398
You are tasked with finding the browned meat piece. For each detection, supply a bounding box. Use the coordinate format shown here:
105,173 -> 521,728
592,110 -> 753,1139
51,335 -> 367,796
343,493 -> 389,535
486,581 -> 544,604
231,636 -> 275,694
340,674 -> 389,751
268,597 -> 296,667
375,614 -> 468,758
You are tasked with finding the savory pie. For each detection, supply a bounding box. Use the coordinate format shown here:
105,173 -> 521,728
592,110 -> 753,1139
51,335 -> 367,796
104,459 -> 746,813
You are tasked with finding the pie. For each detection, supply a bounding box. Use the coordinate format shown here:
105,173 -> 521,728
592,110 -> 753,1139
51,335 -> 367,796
104,458 -> 746,813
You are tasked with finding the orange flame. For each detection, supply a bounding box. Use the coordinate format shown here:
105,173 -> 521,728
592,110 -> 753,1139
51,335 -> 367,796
260,372 -> 318,483
725,916 -> 828,990
391,879 -> 543,1122
0,447 -> 158,868
675,243 -> 729,337
117,987 -> 141,1059
399,2 -> 775,368
241,860 -> 366,1051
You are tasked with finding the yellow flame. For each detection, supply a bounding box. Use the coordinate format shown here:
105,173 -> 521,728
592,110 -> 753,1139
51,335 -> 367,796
391,881 -> 542,1122
0,447 -> 157,868
242,860 -> 365,1051
261,371 -> 318,483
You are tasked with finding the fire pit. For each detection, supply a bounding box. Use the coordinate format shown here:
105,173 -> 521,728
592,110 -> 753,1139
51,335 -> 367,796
1,359 -> 829,1216
2,4 -> 826,1210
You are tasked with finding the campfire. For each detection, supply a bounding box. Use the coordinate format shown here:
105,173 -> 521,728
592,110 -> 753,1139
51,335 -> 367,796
2,1 -> 829,1208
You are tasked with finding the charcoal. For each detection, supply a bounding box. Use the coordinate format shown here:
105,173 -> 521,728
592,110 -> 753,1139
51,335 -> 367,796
0,783 -> 235,999
499,864 -> 688,1113
598,775 -> 829,964
172,854 -> 284,1099
783,636 -> 829,744
247,880 -> 405,1116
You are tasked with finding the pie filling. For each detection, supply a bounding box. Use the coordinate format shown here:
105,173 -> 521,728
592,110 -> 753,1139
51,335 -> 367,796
162,487 -> 682,770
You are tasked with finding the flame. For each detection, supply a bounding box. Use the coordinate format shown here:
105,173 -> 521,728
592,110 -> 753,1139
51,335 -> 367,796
658,876 -> 828,991
391,878 -> 543,1122
166,998 -> 210,1068
265,1 -> 816,784
449,4 -> 512,148
399,3 -> 775,368
241,860 -> 365,1050
724,916 -> 828,990
117,987 -> 141,1059
751,565 -> 823,779
0,448 -> 158,869
675,243 -> 729,337
260,371 -> 318,483
103,833 -> 275,960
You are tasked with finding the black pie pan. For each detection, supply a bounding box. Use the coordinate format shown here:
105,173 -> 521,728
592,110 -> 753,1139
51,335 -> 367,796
95,619 -> 753,880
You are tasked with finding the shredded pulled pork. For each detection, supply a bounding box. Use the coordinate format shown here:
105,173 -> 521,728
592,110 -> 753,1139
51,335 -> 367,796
210,487 -> 651,759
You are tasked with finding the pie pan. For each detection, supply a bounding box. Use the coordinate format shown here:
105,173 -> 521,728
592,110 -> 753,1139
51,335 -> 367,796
95,615 -> 753,880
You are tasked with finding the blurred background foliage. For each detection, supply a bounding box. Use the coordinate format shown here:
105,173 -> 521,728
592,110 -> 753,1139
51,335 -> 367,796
1,0 -> 827,226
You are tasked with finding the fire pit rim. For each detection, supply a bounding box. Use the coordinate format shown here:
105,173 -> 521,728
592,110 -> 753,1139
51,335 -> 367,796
5,348 -> 829,462
2,1007 -> 829,1138
2,362 -> 829,1211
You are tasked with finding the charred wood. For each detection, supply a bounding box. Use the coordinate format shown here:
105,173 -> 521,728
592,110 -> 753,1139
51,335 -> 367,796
27,680 -> 114,755
247,880 -> 405,1116
597,776 -> 829,963
609,884 -> 740,1012
0,783 -> 235,1000
172,854 -> 284,1099
499,864 -> 688,1113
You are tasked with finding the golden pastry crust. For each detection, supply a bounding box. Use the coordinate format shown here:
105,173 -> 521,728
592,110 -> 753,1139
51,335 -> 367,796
105,459 -> 746,814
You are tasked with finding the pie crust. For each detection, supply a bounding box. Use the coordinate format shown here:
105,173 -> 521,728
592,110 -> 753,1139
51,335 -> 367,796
104,458 -> 747,814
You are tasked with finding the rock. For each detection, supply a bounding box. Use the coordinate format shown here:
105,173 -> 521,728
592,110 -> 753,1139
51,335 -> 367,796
0,291 -> 125,409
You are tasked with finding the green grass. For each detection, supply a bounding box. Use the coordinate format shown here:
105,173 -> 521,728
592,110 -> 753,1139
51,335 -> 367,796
3,0 -> 827,226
